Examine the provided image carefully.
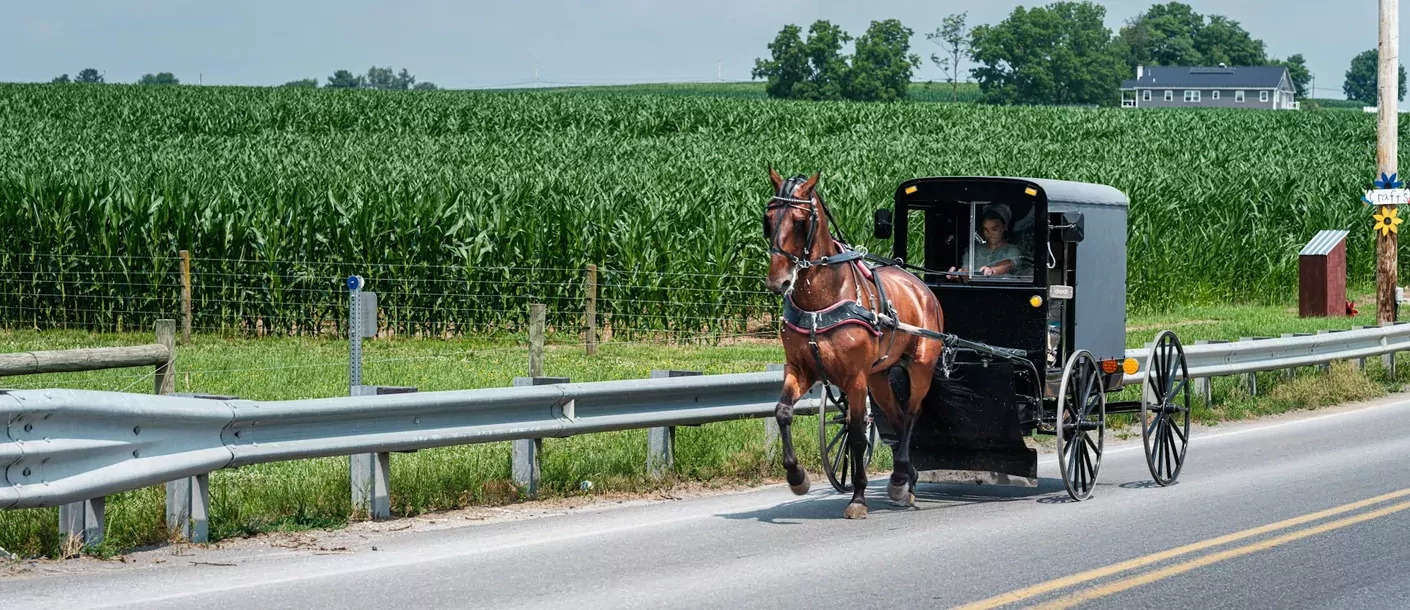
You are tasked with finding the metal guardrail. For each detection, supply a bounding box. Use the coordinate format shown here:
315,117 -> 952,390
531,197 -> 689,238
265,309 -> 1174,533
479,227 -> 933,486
4,322 -> 1410,545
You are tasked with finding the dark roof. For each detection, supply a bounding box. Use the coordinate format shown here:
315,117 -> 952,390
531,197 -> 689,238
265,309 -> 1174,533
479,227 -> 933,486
1119,65 -> 1289,89
896,176 -> 1129,209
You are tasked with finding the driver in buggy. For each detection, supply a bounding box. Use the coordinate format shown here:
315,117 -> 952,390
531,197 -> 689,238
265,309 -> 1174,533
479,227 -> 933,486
946,203 -> 1029,281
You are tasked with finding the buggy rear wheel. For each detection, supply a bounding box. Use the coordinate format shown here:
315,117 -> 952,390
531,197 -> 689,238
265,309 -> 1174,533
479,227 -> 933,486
818,388 -> 878,493
1141,330 -> 1191,486
1057,350 -> 1105,501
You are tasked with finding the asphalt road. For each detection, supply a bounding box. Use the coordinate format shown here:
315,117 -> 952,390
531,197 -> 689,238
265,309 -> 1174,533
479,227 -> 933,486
7,395 -> 1410,610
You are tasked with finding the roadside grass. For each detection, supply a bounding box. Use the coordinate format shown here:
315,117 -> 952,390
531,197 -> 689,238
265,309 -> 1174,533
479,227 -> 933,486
3,297 -> 1409,559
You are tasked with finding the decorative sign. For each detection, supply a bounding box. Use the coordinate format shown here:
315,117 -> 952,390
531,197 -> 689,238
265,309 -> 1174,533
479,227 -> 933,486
1363,172 -> 1408,206
1374,206 -> 1403,236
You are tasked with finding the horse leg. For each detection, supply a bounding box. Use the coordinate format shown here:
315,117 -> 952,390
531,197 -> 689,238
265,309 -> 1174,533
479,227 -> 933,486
885,360 -> 918,506
777,363 -> 815,495
865,367 -> 912,506
905,346 -> 941,497
842,374 -> 872,519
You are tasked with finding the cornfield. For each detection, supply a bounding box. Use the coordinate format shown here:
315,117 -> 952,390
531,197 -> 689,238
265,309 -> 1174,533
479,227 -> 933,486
0,83 -> 1402,338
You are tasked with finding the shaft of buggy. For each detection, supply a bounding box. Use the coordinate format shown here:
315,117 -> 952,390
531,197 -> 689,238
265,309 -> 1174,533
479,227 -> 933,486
877,313 -> 1029,360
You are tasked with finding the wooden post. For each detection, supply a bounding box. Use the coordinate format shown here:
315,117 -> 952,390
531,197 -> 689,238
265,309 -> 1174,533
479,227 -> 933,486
155,319 -> 176,396
529,303 -> 545,377
584,264 -> 598,356
1378,0 -> 1399,327
180,250 -> 192,345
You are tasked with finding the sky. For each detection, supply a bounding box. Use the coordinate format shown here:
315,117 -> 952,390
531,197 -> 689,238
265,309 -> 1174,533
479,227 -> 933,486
0,0 -> 1397,103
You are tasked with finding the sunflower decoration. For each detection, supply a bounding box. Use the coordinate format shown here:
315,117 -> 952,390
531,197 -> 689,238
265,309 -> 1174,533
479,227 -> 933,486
1374,205 -> 1403,236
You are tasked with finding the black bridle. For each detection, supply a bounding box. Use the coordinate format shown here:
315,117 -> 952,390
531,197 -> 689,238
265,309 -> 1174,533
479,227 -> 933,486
764,175 -> 862,271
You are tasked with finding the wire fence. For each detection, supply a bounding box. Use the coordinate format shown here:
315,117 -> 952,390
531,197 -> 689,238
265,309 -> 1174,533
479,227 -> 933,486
0,252 -> 780,343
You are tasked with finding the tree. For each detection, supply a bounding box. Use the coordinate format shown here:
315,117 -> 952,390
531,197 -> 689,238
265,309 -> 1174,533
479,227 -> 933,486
1118,2 -> 1205,69
75,68 -> 103,83
362,66 -> 416,90
1193,15 -> 1266,66
969,1 -> 1127,106
326,69 -> 364,89
926,12 -> 971,102
413,81 -> 438,90
751,21 -> 855,101
844,19 -> 921,102
51,74 -> 71,84
137,72 -> 180,85
281,78 -> 318,88
1273,54 -> 1311,98
1344,48 -> 1407,104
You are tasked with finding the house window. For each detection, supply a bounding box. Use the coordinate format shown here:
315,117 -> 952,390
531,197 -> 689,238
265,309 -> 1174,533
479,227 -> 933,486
1236,90 -> 1245,102
1165,90 -> 1173,101
1260,91 -> 1269,102
1143,90 -> 1151,101
1184,90 -> 1200,102
1212,90 -> 1220,100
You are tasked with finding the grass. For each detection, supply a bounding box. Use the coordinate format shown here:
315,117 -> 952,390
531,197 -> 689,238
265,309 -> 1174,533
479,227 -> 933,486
533,80 -> 984,103
3,296 -> 1410,559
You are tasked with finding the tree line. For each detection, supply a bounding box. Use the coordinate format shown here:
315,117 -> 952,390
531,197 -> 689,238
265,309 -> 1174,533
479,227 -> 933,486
47,66 -> 437,90
753,1 -> 1403,106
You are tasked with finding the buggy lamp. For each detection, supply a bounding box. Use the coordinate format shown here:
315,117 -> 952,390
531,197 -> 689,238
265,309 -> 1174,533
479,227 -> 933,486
1122,358 -> 1139,375
1101,359 -> 1120,374
1029,295 -> 1043,308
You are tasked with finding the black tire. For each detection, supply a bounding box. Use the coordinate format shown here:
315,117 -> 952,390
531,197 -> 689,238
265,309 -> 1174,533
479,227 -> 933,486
1057,350 -> 1105,501
1141,330 -> 1191,486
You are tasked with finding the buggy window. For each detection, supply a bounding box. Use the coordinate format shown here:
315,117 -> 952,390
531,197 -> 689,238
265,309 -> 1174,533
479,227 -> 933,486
923,201 -> 1036,284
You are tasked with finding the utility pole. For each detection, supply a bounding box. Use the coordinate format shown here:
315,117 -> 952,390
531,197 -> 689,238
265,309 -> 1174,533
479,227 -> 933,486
1378,0 -> 1399,324
717,60 -> 722,82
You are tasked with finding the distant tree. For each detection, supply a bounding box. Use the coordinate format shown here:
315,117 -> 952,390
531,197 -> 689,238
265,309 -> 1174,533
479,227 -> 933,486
413,81 -> 438,90
281,78 -> 319,88
362,66 -> 415,90
751,24 -> 812,99
1344,48 -> 1407,104
793,20 -> 851,100
1194,15 -> 1267,66
137,72 -> 180,85
844,19 -> 921,102
1118,2 -> 1205,69
969,1 -> 1126,106
75,68 -> 103,83
326,69 -> 364,89
51,74 -> 71,84
926,12 -> 972,102
396,68 -> 415,89
1272,54 -> 1311,98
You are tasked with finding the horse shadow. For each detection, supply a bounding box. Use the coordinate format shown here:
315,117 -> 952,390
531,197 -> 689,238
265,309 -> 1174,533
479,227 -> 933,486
717,476 -> 1077,524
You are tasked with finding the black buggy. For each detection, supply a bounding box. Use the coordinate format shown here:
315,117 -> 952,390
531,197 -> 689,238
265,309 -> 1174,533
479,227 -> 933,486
817,176 -> 1192,502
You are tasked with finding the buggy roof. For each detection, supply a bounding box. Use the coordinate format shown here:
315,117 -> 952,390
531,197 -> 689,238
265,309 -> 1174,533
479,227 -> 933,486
895,176 -> 1129,210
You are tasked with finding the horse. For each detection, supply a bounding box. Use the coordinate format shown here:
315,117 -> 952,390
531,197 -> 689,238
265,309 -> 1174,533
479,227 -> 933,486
763,168 -> 971,519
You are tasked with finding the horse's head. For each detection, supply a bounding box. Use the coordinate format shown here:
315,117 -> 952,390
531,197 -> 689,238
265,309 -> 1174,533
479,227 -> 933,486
763,167 -> 824,295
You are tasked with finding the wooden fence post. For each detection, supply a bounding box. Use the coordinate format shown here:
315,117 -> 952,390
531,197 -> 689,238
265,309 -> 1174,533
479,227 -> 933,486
585,264 -> 597,356
529,304 -> 545,377
180,250 -> 192,345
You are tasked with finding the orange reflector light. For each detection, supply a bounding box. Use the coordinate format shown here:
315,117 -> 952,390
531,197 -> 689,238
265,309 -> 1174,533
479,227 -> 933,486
904,185 -> 918,195
1029,295 -> 1043,308
1101,359 -> 1120,374
1123,358 -> 1139,375
1024,187 -> 1038,196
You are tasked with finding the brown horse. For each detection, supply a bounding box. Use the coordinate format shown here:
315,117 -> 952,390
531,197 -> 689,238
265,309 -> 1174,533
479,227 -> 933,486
764,169 -> 965,519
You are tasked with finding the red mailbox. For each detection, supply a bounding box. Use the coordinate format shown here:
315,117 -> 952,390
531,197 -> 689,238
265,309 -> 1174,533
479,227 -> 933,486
1298,230 -> 1349,317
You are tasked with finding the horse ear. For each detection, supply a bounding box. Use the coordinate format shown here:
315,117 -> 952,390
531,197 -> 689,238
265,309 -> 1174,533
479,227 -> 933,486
798,172 -> 821,198
768,166 -> 784,191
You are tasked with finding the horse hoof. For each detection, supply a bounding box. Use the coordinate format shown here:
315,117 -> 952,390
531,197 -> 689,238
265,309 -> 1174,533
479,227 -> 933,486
887,481 -> 909,502
789,470 -> 811,495
844,503 -> 868,520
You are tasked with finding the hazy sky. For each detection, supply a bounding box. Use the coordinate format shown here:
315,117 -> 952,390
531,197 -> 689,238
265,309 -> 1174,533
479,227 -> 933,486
0,0 -> 1395,101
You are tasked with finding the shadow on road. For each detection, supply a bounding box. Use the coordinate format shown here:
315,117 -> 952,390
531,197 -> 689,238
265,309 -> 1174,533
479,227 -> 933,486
716,477 -> 1075,524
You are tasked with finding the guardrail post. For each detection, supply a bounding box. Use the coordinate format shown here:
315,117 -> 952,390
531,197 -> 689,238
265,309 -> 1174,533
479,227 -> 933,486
512,376 -> 568,498
59,498 -> 104,549
764,364 -> 784,459
165,473 -> 209,544
1382,322 -> 1397,378
1240,337 -> 1258,396
1191,341 -> 1212,406
349,385 -> 415,520
647,370 -> 701,477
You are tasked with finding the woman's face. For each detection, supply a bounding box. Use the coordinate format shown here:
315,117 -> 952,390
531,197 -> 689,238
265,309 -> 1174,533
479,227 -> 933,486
981,218 -> 1006,244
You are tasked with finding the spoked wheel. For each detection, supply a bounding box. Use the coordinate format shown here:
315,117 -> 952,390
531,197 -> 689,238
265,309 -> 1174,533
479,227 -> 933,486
819,388 -> 878,493
1141,330 -> 1191,486
1056,350 -> 1106,501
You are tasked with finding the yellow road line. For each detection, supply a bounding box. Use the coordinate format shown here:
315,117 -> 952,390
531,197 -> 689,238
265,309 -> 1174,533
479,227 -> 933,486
1029,498 -> 1410,609
951,487 -> 1410,610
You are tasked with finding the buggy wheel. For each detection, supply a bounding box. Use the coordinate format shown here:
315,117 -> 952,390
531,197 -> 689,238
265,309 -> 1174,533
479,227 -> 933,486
1057,350 -> 1105,501
1141,330 -> 1191,486
818,388 -> 877,493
